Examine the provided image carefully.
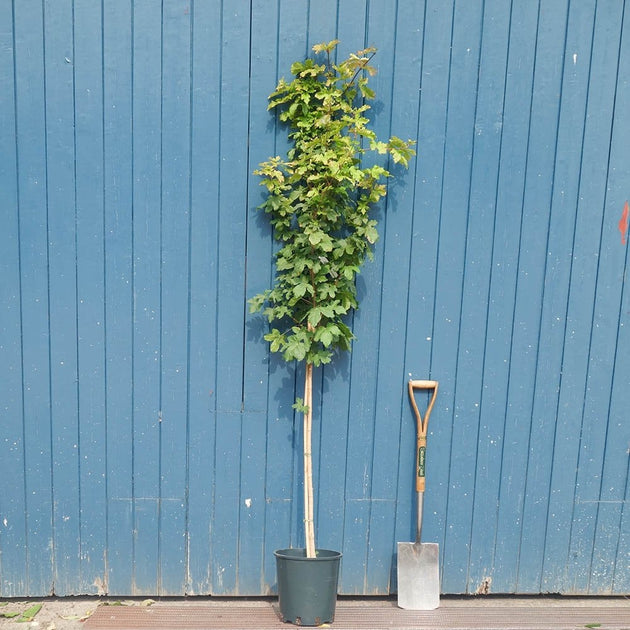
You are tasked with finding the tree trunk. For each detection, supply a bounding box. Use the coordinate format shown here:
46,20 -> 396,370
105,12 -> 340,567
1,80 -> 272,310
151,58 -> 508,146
303,362 -> 316,558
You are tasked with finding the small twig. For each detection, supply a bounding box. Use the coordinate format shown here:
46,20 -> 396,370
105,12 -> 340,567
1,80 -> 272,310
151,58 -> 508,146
342,51 -> 378,95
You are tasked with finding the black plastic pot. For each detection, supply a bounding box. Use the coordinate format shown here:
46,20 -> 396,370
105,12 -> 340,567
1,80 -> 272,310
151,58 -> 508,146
275,548 -> 342,626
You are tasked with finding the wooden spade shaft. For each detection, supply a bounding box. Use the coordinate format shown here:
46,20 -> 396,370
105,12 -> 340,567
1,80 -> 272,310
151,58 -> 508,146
397,379 -> 440,611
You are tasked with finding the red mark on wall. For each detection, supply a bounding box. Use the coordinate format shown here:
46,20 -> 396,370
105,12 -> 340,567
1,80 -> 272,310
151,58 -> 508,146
619,201 -> 629,245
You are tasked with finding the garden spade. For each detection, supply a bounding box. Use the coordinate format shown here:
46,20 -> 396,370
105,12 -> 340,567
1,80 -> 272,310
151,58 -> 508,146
397,379 -> 440,610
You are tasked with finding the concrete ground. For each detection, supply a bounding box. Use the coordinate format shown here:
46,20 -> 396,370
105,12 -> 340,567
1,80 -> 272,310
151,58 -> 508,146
0,595 -> 628,630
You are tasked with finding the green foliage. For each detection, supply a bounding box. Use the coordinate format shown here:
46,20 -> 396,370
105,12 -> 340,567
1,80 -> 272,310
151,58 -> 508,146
16,603 -> 42,623
250,41 -> 415,367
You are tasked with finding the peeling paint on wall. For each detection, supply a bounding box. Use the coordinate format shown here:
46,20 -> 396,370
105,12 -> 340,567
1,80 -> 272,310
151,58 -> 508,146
618,201 -> 629,245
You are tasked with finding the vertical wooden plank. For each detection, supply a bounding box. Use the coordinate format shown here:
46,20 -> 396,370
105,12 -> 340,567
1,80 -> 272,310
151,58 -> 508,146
590,442 -> 629,594
399,0 -> 443,591
342,0 -> 397,593
325,0 -> 373,595
251,1 -> 306,592
465,0 -> 512,594
336,0 -> 366,54
307,0 -> 338,47
73,0 -> 107,594
239,0 -> 282,595
244,0 -> 279,423
611,469 -> 630,593
212,403 -> 240,596
493,0 -> 568,593
313,46 -> 350,558
215,1 -> 250,415
576,241 -> 626,593
236,410 -> 267,594
324,1 -> 372,595
390,0 -> 427,596
363,0 -> 415,595
403,0 -> 439,389
0,0 -> 28,597
317,360 -> 349,565
517,0 -> 596,594
13,0 -> 54,596
276,1 -> 310,560
43,0 -> 81,595
187,0 -> 222,596
431,0 -> 484,595
542,1 -> 623,593
158,0 -> 191,595
471,0 -> 539,594
211,0 -> 251,595
564,2 -> 625,594
401,0 -> 454,594
590,5 -> 630,593
103,0 -> 134,595
132,0 -> 162,594
261,372 -> 296,592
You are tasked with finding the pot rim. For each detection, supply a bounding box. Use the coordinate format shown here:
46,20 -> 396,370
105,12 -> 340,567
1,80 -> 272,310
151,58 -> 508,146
274,548 -> 342,561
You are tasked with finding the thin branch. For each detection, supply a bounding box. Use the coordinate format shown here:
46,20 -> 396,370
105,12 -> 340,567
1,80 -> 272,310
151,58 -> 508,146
341,51 -> 378,96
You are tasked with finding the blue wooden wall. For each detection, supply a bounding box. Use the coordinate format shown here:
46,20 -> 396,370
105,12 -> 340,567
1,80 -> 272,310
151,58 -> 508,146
1,0 -> 628,597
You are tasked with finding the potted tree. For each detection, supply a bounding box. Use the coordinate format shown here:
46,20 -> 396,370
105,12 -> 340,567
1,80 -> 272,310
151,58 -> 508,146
249,40 -> 415,626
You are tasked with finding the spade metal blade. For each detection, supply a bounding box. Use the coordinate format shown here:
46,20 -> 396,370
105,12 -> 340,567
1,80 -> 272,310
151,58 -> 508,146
397,541 -> 440,610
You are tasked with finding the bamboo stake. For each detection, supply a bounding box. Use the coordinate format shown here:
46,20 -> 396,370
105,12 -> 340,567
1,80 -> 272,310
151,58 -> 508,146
304,362 -> 316,558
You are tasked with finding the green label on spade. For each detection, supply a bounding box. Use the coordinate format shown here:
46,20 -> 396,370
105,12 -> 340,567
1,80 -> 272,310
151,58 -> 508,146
418,445 -> 426,478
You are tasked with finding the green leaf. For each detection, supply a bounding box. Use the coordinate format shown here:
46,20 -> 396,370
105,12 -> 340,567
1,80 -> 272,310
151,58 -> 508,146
340,266 -> 358,281
290,61 -> 304,75
292,397 -> 309,414
308,308 -> 322,327
276,255 -> 294,271
264,329 -> 285,354
319,233 -> 334,252
370,140 -> 388,154
248,293 -> 266,313
319,329 -> 333,347
312,40 -> 340,54
311,350 -> 333,366
365,225 -> 379,244
293,282 -> 313,297
308,231 -> 322,246
17,603 -> 42,623
285,339 -> 307,361
387,136 -> 416,167
358,81 -> 375,100
319,305 -> 336,318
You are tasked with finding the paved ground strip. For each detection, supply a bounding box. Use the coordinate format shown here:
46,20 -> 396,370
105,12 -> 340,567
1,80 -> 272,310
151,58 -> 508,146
82,598 -> 630,629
